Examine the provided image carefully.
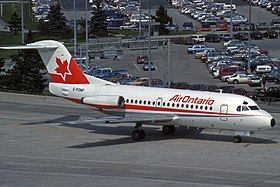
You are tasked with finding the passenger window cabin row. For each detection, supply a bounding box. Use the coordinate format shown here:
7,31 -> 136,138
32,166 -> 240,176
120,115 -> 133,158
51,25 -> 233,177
125,99 -> 213,111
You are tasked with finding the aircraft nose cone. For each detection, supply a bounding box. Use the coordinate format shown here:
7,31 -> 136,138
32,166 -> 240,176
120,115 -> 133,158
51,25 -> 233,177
271,118 -> 276,128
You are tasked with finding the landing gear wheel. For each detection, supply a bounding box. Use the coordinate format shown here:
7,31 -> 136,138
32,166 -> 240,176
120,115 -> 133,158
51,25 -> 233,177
132,130 -> 145,141
233,136 -> 242,143
162,125 -> 176,135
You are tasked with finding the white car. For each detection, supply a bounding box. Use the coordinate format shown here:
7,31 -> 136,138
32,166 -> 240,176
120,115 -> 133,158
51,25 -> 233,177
191,35 -> 205,43
120,23 -> 138,30
227,73 -> 249,84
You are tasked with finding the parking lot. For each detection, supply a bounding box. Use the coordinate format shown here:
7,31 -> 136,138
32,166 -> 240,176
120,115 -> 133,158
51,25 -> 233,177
86,36 -> 280,91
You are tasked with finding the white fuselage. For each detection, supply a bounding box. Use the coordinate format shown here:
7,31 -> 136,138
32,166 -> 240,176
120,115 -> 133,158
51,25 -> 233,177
49,82 -> 274,132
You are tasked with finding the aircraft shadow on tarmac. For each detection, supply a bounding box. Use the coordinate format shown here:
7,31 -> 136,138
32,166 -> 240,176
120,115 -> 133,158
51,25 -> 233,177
20,115 -> 278,147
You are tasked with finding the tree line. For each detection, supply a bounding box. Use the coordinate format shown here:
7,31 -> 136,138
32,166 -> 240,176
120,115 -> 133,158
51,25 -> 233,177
2,1 -> 171,94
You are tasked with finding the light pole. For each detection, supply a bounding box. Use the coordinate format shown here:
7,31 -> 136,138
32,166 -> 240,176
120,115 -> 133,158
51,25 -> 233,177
139,0 -> 142,35
148,0 -> 151,86
85,0 -> 89,74
230,0 -> 233,35
21,0 -> 24,44
247,1 -> 252,73
73,0 -> 77,58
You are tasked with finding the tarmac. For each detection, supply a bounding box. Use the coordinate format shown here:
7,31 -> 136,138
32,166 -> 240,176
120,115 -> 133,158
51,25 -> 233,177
0,92 -> 280,187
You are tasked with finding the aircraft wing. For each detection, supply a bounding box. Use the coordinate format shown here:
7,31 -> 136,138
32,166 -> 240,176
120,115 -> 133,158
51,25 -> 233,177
66,115 -> 174,125
0,44 -> 58,50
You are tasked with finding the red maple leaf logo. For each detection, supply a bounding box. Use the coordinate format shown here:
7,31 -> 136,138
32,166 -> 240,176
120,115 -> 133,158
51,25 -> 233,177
55,57 -> 72,81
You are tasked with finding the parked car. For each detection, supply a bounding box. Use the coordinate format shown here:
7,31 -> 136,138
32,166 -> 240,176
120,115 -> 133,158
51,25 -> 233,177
182,22 -> 194,31
217,86 -> 235,92
255,65 -> 272,74
196,23 -> 212,31
233,23 -> 255,31
143,62 -> 156,71
218,33 -> 233,41
266,87 -> 280,101
225,15 -> 248,24
248,75 -> 262,87
205,34 -> 220,42
203,51 -> 227,63
120,22 -> 138,30
266,69 -> 280,82
233,32 -> 249,40
227,73 -> 249,84
250,31 -> 263,39
225,87 -> 248,96
188,84 -> 208,91
187,45 -> 215,54
190,35 -> 205,43
92,68 -> 112,78
220,71 -> 247,82
136,55 -> 148,64
218,66 -> 244,79
171,37 -> 196,45
165,23 -> 179,31
169,82 -> 190,89
216,20 -> 228,31
263,30 -> 278,38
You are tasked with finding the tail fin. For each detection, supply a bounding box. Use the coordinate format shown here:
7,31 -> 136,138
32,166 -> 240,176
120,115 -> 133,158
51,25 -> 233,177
32,40 -> 90,84
0,40 -> 113,85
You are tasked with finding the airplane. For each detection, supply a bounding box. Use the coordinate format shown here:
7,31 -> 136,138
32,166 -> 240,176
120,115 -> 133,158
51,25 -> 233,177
0,40 -> 276,143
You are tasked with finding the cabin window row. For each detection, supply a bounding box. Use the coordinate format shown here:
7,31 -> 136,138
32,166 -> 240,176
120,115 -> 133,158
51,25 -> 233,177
125,99 -> 213,111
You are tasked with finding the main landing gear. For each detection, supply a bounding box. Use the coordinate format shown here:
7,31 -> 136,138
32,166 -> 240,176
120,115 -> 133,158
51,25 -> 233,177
233,135 -> 242,143
132,122 -> 145,141
162,125 -> 176,135
131,124 -> 177,141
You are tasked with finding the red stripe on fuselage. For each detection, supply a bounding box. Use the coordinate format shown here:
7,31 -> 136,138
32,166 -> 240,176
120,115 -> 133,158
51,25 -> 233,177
65,97 -> 252,117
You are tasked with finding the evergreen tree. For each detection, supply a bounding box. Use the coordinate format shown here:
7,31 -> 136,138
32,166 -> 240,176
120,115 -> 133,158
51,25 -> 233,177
0,58 -> 4,73
89,0 -> 107,36
39,2 -> 70,36
155,5 -> 171,35
5,30 -> 46,94
0,58 -> 6,90
8,12 -> 21,35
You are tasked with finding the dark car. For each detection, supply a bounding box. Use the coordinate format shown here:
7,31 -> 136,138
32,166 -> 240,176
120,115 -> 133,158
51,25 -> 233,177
265,70 -> 280,82
226,88 -> 248,96
233,32 -> 249,40
206,85 -> 219,92
165,23 -> 179,31
205,34 -> 220,42
171,37 -> 196,45
217,86 -> 235,92
250,31 -> 263,40
182,22 -> 194,31
169,82 -> 190,89
143,62 -> 156,71
263,30 -> 278,38
188,84 -> 208,91
266,87 -> 280,101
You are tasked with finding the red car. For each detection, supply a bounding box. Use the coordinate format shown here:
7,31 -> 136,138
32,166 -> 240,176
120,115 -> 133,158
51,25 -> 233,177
136,55 -> 148,64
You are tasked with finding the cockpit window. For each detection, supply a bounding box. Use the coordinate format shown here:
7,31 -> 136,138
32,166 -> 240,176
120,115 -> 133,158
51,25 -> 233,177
248,106 -> 260,110
237,106 -> 241,112
242,106 -> 249,111
236,105 -> 250,112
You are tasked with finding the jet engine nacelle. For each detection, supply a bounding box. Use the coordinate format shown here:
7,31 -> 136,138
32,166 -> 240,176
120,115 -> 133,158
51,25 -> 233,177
81,95 -> 125,108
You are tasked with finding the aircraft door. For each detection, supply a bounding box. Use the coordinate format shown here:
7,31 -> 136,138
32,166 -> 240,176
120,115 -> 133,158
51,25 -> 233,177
220,104 -> 228,121
156,97 -> 163,107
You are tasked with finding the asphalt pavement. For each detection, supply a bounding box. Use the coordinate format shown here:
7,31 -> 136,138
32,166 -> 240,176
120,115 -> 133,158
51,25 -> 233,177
0,92 -> 280,187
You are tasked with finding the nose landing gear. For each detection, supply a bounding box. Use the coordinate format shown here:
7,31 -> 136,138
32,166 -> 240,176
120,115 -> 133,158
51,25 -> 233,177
132,122 -> 145,141
233,135 -> 242,143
